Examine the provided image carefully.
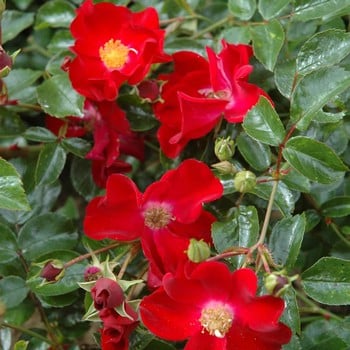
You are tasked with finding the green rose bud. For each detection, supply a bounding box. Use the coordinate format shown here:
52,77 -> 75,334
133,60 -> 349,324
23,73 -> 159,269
264,271 -> 298,296
187,239 -> 211,263
234,170 -> 256,193
214,137 -> 235,161
211,160 -> 236,175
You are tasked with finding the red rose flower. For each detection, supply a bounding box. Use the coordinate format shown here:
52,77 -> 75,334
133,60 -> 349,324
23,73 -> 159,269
140,261 -> 292,350
68,0 -> 170,101
154,40 -> 271,158
84,159 -> 223,287
99,305 -> 138,350
91,278 -> 124,310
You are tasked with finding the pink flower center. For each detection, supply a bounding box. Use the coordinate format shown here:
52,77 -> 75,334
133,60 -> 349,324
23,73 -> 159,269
199,304 -> 233,338
99,39 -> 130,70
143,204 -> 172,230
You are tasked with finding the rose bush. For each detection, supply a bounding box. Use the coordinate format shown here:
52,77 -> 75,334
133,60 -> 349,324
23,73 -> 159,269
1,0 -> 350,349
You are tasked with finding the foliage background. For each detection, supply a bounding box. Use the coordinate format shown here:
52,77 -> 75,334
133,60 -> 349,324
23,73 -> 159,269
1,0 -> 350,349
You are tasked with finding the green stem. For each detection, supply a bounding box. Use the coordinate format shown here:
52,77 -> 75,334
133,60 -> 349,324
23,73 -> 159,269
295,289 -> 343,321
1,322 -> 54,345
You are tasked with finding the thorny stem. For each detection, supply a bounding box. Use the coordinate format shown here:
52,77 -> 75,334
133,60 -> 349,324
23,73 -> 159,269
206,247 -> 249,262
1,322 -> 55,345
295,289 -> 343,322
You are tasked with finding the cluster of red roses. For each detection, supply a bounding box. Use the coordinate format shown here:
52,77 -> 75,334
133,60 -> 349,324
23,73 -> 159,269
47,0 -> 292,349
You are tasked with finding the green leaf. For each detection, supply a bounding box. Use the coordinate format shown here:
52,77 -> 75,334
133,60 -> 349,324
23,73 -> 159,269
302,257 -> 350,305
2,10 -> 34,43
251,19 -> 285,71
47,29 -> 74,53
297,30 -> 350,75
228,0 -> 256,20
243,96 -> 286,146
274,60 -> 296,99
293,0 -> 350,21
4,299 -> 35,326
236,133 -> 271,171
0,158 -> 30,211
0,276 -> 29,308
61,138 -> 91,158
280,165 -> 311,193
258,0 -> 290,19
251,179 -> 295,217
281,288 -> 301,335
291,67 -> 350,130
282,136 -> 348,184
27,250 -> 87,296
0,223 -> 18,264
14,340 -> 29,350
35,0 -> 76,29
17,213 -> 78,261
36,74 -> 84,118
0,108 -> 25,139
219,26 -> 251,44
321,196 -> 350,218
269,214 -> 306,269
23,127 -> 57,142
35,143 -> 67,186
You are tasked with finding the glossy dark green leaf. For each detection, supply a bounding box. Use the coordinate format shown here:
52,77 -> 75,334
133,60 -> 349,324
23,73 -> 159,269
23,127 -> 57,142
47,30 -> 74,53
4,299 -> 35,326
0,276 -> 29,308
251,19 -> 285,71
274,60 -> 296,98
314,111 -> 345,124
2,10 -> 34,43
236,133 -> 271,171
165,38 -> 210,56
321,196 -> 350,218
35,0 -> 76,29
243,96 -> 285,146
302,257 -> 350,305
11,0 -> 34,10
281,289 -> 301,336
282,137 -> 348,184
17,213 -> 78,261
251,179 -> 295,217
228,0 -> 256,20
0,158 -> 30,211
219,26 -> 251,44
27,250 -> 87,296
269,214 -> 306,269
293,0 -> 350,21
35,143 -> 67,186
0,108 -> 25,138
0,223 -> 18,264
37,74 -> 84,118
39,291 -> 79,307
258,0 -> 290,19
61,138 -> 91,158
280,166 -> 311,193
291,67 -> 350,130
297,30 -> 350,75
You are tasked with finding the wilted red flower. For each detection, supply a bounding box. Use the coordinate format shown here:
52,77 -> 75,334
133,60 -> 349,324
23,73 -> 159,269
99,305 -> 138,350
67,0 -> 170,101
140,261 -> 292,350
91,278 -> 124,310
84,159 -> 223,287
154,40 -> 271,158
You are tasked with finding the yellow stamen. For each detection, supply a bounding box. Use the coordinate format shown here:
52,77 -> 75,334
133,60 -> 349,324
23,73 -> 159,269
144,205 -> 172,230
99,39 -> 129,70
200,304 -> 233,338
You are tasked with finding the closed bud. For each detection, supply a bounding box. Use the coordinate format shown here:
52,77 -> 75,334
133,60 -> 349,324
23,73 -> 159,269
214,137 -> 235,161
212,161 -> 237,175
0,46 -> 12,78
187,239 -> 211,263
84,266 -> 102,282
136,79 -> 162,102
264,271 -> 298,296
40,260 -> 64,282
234,170 -> 256,193
91,277 -> 124,310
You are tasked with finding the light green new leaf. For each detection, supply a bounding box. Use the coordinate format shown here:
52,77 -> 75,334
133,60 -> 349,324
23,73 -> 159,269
35,0 -> 76,29
282,136 -> 348,184
293,0 -> 350,21
302,257 -> 350,305
290,66 -> 350,130
0,158 -> 30,211
258,0 -> 290,19
228,0 -> 256,20
35,143 -> 67,186
269,214 -> 305,269
37,74 -> 84,118
2,10 -> 34,44
243,96 -> 285,146
297,30 -> 350,75
251,19 -> 285,71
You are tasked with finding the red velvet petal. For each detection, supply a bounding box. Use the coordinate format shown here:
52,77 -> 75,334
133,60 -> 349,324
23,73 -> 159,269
185,331 -> 227,350
140,287 -> 201,341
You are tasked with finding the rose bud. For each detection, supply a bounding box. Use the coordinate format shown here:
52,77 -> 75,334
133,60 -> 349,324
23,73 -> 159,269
137,79 -> 162,102
91,278 -> 124,310
187,239 -> 211,263
214,137 -> 235,161
40,260 -> 64,282
84,266 -> 102,282
234,170 -> 257,193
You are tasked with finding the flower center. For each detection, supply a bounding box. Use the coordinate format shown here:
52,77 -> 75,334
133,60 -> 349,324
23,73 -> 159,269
199,304 -> 233,338
99,39 -> 129,70
144,205 -> 172,230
